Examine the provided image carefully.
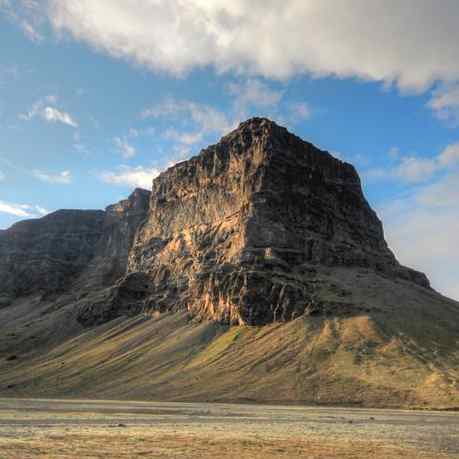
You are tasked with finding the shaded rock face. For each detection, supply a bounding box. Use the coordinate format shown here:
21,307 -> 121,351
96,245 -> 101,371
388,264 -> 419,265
127,118 -> 429,325
0,210 -> 105,303
77,188 -> 151,290
0,118 -> 429,325
0,189 -> 150,308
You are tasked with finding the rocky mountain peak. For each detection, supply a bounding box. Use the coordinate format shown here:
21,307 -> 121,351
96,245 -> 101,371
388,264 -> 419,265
125,118 -> 430,325
0,118 -> 430,325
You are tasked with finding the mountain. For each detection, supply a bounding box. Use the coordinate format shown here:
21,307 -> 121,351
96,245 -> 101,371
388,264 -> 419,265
0,118 -> 458,408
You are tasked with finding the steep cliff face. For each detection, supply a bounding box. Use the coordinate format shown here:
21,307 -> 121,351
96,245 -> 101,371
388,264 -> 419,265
0,210 -> 105,306
75,188 -> 152,326
0,189 -> 150,309
127,118 -> 429,325
77,188 -> 151,290
0,118 -> 429,326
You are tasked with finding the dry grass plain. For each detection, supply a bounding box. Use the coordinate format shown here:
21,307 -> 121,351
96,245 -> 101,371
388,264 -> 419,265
0,398 -> 458,459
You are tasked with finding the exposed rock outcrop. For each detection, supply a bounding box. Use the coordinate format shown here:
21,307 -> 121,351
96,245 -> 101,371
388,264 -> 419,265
127,118 -> 429,325
0,210 -> 105,304
0,189 -> 150,309
77,188 -> 151,290
0,118 -> 430,326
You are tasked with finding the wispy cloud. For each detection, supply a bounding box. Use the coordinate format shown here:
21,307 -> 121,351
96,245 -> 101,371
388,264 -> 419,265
0,200 -> 48,218
142,98 -> 234,161
1,0 -> 44,42
99,165 -> 160,189
227,79 -> 283,116
163,128 -> 204,146
142,99 -> 233,134
287,102 -> 312,122
20,95 -> 78,128
72,131 -> 90,155
428,83 -> 459,126
0,170 -> 5,182
33,169 -> 72,184
140,80 -> 313,169
114,136 -> 136,159
34,205 -> 49,216
20,18 -> 43,42
0,200 -> 32,217
0,157 -> 73,186
41,106 -> 78,127
367,142 -> 459,184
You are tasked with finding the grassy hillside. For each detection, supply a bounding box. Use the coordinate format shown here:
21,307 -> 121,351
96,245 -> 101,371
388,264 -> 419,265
1,267 -> 458,409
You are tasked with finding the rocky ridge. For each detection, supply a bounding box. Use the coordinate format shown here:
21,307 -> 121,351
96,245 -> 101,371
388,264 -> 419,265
0,118 -> 429,326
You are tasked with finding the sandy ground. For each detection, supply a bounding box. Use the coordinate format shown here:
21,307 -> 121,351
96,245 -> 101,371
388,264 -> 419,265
0,399 -> 457,458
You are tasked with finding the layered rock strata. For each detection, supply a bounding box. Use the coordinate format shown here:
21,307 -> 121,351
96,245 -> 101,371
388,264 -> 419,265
127,118 -> 429,325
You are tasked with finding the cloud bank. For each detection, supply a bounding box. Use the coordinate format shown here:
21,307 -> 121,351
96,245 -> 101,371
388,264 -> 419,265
381,170 -> 459,300
46,0 -> 459,93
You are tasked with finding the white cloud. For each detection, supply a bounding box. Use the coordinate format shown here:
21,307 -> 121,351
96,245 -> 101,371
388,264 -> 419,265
227,79 -> 283,114
20,18 -> 43,42
1,0 -> 44,42
142,98 -> 234,156
0,200 -> 48,218
0,170 -> 5,181
163,128 -> 205,146
141,87 -> 312,168
143,99 -> 232,134
428,83 -> 459,125
45,0 -> 459,92
42,106 -> 78,127
0,200 -> 33,217
367,142 -> 459,184
393,156 -> 439,183
380,171 -> 459,300
114,136 -> 136,159
128,128 -> 139,137
100,166 -> 160,189
438,143 -> 459,167
20,95 -> 78,128
416,173 -> 459,208
73,143 -> 89,155
33,169 -> 72,184
34,205 -> 49,216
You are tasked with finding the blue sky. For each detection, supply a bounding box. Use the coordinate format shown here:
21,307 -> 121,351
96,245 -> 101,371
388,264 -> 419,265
1,1 -> 459,300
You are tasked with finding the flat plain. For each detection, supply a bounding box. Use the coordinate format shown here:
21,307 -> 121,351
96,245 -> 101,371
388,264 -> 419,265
0,398 -> 457,458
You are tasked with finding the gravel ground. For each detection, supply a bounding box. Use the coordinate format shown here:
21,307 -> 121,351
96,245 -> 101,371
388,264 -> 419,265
0,398 -> 457,458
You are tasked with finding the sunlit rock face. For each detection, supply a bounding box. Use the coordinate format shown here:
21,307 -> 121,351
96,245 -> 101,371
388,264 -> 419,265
127,118 -> 429,325
0,118 -> 429,325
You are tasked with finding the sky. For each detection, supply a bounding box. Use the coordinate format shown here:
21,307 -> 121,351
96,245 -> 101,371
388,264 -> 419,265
0,0 -> 458,301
